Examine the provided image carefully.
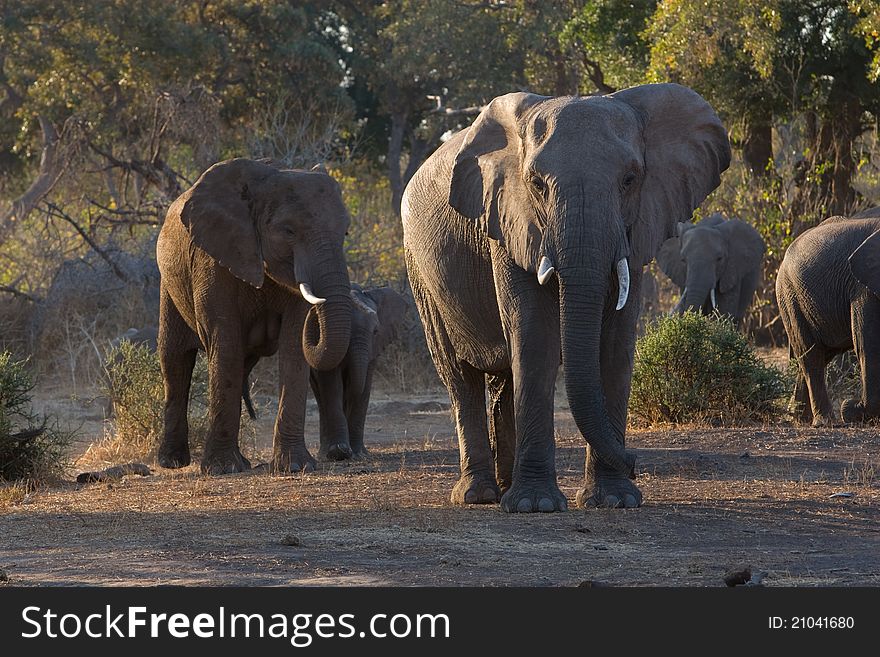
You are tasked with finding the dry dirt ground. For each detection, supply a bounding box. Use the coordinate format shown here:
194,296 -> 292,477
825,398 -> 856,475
3,367 -> 879,588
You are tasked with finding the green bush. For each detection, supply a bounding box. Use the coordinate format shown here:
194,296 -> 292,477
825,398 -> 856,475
629,312 -> 789,425
102,341 -> 210,460
0,352 -> 72,481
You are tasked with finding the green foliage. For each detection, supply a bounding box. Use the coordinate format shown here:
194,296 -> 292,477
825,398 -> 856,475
102,340 -> 208,459
559,0 -> 655,91
335,168 -> 406,286
0,351 -> 72,481
630,313 -> 790,424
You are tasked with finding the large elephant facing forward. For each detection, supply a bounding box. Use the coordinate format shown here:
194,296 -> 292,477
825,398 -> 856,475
402,84 -> 730,512
657,213 -> 765,327
156,158 -> 353,474
310,285 -> 408,460
776,208 -> 880,426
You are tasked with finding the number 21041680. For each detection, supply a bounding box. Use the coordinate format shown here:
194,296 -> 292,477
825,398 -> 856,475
769,616 -> 854,629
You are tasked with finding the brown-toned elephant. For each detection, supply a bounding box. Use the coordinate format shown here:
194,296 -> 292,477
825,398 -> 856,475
656,213 -> 765,327
776,207 -> 880,426
156,158 -> 352,474
310,284 -> 408,460
402,84 -> 730,512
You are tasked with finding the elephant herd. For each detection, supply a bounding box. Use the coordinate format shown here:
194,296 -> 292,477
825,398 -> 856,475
153,82 -> 880,513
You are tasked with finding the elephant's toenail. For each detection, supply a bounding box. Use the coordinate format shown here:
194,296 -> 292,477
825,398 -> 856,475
624,494 -> 637,507
604,494 -> 620,508
538,497 -> 555,512
517,498 -> 533,513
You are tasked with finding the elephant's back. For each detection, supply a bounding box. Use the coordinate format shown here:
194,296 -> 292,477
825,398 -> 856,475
778,217 -> 880,347
401,131 -> 465,235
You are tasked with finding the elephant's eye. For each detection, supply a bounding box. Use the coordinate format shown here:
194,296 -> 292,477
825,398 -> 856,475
622,172 -> 637,189
530,174 -> 547,195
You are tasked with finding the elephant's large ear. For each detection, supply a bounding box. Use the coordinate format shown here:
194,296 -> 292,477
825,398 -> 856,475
717,219 -> 766,292
612,83 -> 731,266
365,287 -> 408,352
449,92 -> 550,271
849,230 -> 880,296
656,236 -> 686,288
178,158 -> 277,287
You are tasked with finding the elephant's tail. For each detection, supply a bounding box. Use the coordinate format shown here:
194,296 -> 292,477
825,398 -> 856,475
242,380 -> 257,420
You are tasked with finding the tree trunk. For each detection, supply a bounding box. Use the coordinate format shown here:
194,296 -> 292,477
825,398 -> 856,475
742,117 -> 774,177
387,109 -> 407,217
0,116 -> 63,244
792,81 -> 863,224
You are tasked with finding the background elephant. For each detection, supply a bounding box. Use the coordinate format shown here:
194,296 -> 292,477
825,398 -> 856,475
776,207 -> 880,426
656,213 -> 765,327
156,158 -> 353,474
402,83 -> 729,512
310,284 -> 408,460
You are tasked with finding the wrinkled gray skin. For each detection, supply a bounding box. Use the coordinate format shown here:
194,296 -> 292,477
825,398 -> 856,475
657,213 -> 765,327
776,207 -> 880,426
156,158 -> 353,475
310,285 -> 408,460
402,83 -> 730,512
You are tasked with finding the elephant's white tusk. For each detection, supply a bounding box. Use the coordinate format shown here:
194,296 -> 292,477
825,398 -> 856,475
299,283 -> 326,305
537,256 -> 555,285
710,288 -> 717,310
350,292 -> 377,316
615,258 -> 630,311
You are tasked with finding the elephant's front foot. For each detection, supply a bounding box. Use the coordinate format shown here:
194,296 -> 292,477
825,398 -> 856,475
451,471 -> 500,505
320,442 -> 353,462
350,443 -> 370,460
500,477 -> 567,513
577,473 -> 642,509
157,441 -> 191,469
201,447 -> 251,475
841,399 -> 877,424
273,446 -> 317,473
811,413 -> 836,427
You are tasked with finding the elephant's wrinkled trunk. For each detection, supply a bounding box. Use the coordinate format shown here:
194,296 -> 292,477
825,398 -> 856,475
680,275 -> 715,315
558,249 -> 636,477
302,254 -> 352,371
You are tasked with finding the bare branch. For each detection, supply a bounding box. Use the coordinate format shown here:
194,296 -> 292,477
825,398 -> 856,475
582,55 -> 616,95
0,284 -> 39,303
89,142 -> 185,200
427,95 -> 485,116
43,202 -> 132,284
0,116 -> 67,242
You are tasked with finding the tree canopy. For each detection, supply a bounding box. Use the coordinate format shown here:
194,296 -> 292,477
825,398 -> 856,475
1,0 -> 879,303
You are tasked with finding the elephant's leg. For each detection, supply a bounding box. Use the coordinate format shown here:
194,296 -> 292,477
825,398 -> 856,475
493,247 -> 566,513
273,304 -> 316,473
486,371 -> 515,494
157,286 -> 199,469
842,296 -> 880,422
577,269 -> 643,509
201,337 -> 251,475
801,347 -> 834,426
736,270 -> 761,328
715,281 -> 740,322
445,361 -> 500,504
791,371 -> 813,424
311,368 -> 352,461
346,367 -> 373,458
408,260 -> 498,504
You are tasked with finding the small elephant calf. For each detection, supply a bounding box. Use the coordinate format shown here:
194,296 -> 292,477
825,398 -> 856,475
310,285 -> 408,460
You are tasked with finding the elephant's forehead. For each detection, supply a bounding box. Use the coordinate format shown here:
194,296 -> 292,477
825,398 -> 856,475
682,227 -> 723,254
542,97 -> 639,137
